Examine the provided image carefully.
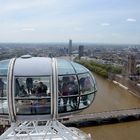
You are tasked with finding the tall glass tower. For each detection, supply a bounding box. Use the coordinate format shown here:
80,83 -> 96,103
68,40 -> 72,56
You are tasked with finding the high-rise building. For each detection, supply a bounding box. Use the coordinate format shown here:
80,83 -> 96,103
128,54 -> 136,76
79,45 -> 84,59
68,39 -> 72,56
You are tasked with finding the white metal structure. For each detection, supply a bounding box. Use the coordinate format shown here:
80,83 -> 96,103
0,120 -> 91,140
0,56 -> 97,140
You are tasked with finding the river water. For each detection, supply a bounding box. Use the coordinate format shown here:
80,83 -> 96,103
80,73 -> 140,140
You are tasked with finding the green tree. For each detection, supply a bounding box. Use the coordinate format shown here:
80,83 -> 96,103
75,59 -> 122,78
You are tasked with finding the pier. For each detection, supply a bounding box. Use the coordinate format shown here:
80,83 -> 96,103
0,108 -> 140,134
61,108 -> 140,127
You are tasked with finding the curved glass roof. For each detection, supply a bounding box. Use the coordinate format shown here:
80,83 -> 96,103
14,57 -> 90,76
57,59 -> 75,75
14,57 -> 52,76
0,59 -> 11,75
57,59 -> 89,75
70,61 -> 89,74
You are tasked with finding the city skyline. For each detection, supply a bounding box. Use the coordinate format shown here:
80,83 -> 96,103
0,0 -> 140,44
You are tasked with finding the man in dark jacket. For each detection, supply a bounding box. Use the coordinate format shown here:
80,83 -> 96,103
26,78 -> 33,94
36,82 -> 48,96
0,78 -> 4,97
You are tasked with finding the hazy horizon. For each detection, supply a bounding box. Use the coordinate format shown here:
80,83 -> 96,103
0,0 -> 140,44
0,42 -> 140,48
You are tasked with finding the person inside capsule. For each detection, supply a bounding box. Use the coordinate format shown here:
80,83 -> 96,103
58,75 -> 79,113
15,77 -> 51,115
0,78 -> 4,97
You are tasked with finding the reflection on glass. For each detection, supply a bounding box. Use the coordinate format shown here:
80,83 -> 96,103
0,59 -> 10,75
57,59 -> 75,75
79,94 -> 94,109
15,76 -> 51,115
71,62 -> 88,73
0,100 -> 8,114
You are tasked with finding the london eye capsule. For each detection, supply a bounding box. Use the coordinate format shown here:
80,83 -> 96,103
0,56 -> 97,122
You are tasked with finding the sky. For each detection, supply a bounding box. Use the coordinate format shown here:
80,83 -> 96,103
0,0 -> 140,44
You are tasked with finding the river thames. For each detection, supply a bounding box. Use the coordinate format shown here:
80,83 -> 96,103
81,73 -> 140,140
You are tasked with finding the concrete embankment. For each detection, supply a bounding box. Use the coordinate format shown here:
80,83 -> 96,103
61,108 -> 140,128
112,80 -> 140,98
113,80 -> 128,90
112,75 -> 140,98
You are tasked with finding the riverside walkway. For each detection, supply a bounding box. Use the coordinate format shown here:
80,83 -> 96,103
61,108 -> 140,127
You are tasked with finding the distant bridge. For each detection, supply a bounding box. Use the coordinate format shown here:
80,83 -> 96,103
61,108 -> 140,127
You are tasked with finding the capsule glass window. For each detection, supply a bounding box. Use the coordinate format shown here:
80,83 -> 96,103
78,73 -> 95,95
79,93 -> 95,109
0,59 -> 10,115
15,76 -> 51,115
58,75 -> 79,113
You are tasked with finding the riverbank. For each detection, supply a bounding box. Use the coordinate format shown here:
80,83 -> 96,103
112,80 -> 140,98
76,59 -> 140,98
112,75 -> 140,98
76,60 -> 122,78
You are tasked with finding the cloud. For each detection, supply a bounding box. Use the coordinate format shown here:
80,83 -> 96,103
126,18 -> 136,22
21,28 -> 35,31
74,27 -> 83,31
0,0 -> 52,14
101,23 -> 110,26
